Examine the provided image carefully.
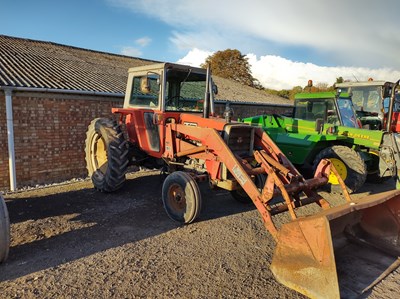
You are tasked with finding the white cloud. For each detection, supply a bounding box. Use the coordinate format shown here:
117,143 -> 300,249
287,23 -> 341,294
120,37 -> 151,57
179,48 -> 400,90
176,48 -> 212,66
108,0 -> 400,69
135,37 -> 151,47
247,54 -> 400,90
121,46 -> 142,57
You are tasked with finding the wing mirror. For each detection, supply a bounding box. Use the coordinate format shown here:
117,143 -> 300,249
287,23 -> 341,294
213,83 -> 218,95
140,77 -> 151,94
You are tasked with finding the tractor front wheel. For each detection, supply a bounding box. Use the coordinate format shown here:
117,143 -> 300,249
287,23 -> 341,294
0,194 -> 10,263
230,174 -> 266,203
313,145 -> 367,194
162,171 -> 202,224
85,118 -> 129,192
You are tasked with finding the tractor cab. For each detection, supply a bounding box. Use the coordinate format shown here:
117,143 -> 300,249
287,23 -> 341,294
335,80 -> 400,131
114,63 -> 216,157
123,62 -> 215,114
294,92 -> 360,128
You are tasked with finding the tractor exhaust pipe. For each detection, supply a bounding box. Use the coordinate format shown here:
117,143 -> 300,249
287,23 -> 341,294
385,79 -> 400,132
203,65 -> 211,119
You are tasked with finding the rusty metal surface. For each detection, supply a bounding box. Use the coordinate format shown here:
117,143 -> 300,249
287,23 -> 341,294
271,216 -> 340,299
270,190 -> 400,298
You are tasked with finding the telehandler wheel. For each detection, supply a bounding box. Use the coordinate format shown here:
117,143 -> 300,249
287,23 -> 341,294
162,171 -> 202,224
230,174 -> 266,203
365,153 -> 391,183
313,145 -> 367,194
0,194 -> 10,263
85,118 -> 129,192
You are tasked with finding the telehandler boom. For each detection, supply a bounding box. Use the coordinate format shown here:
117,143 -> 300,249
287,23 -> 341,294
85,63 -> 400,298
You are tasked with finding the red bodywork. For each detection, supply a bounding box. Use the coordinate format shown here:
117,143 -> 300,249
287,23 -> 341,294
390,112 -> 400,132
113,107 -> 333,238
112,106 -> 400,299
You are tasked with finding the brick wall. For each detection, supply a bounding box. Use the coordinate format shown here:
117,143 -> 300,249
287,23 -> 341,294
214,102 -> 293,119
0,91 -> 292,191
0,91 -> 123,190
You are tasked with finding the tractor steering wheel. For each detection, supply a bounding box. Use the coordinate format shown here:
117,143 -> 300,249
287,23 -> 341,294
166,95 -> 185,108
342,114 -> 357,127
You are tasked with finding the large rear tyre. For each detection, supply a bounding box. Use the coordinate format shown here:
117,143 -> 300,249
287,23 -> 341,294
313,145 -> 367,194
85,118 -> 129,192
230,174 -> 266,203
0,194 -> 10,263
162,171 -> 202,224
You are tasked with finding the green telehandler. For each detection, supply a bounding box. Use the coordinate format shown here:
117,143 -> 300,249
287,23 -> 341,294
242,88 -> 400,193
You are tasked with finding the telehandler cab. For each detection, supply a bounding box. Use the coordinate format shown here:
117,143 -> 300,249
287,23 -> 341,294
335,80 -> 400,131
85,63 -> 400,298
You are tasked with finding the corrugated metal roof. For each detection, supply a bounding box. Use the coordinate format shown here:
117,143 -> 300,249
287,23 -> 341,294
0,35 -> 291,105
0,35 -> 157,94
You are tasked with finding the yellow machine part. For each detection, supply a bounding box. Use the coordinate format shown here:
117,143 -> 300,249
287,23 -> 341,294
271,190 -> 400,299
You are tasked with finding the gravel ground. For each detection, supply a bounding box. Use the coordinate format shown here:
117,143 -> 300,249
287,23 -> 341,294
0,170 -> 399,298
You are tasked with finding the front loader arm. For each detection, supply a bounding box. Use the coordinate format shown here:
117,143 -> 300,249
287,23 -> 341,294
254,128 -> 301,176
166,123 -> 278,236
167,123 -> 334,238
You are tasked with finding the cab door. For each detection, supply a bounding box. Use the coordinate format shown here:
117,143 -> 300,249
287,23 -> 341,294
126,74 -> 162,155
143,111 -> 160,152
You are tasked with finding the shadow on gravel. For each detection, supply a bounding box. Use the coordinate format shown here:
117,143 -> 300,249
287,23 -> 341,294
0,173 -> 254,282
1,170 -> 395,283
356,179 -> 397,194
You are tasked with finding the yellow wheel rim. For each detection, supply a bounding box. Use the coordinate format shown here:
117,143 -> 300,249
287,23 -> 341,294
91,133 -> 108,174
328,158 -> 347,185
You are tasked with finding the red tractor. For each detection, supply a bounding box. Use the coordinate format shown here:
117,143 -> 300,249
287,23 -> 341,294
85,63 -> 400,298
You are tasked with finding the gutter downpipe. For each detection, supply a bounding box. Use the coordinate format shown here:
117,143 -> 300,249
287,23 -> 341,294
4,88 -> 16,191
0,86 -> 124,191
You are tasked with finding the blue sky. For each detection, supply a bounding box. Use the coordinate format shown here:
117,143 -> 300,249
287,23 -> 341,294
2,0 -> 400,89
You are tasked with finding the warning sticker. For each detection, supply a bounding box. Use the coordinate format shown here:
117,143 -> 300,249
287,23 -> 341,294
232,165 -> 248,186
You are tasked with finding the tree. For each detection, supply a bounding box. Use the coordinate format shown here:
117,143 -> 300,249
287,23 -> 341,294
336,77 -> 344,84
302,80 -> 332,93
289,86 -> 303,100
201,49 -> 258,88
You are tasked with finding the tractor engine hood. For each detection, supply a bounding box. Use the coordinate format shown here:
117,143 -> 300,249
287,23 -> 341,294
179,113 -> 249,132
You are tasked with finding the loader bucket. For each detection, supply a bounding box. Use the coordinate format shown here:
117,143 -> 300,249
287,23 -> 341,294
270,190 -> 400,299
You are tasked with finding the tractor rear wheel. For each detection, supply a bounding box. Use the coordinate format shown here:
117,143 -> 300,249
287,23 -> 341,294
313,145 -> 367,194
0,194 -> 10,263
230,174 -> 266,203
162,171 -> 202,224
85,118 -> 129,192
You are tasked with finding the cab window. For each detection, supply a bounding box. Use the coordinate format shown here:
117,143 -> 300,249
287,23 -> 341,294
294,99 -> 339,124
129,75 -> 160,107
165,69 -> 206,112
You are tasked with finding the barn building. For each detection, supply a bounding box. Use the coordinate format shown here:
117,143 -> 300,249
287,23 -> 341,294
0,35 -> 291,191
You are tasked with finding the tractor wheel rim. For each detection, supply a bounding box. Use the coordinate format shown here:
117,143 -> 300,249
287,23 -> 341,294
91,133 -> 108,174
328,158 -> 348,185
168,184 -> 186,212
